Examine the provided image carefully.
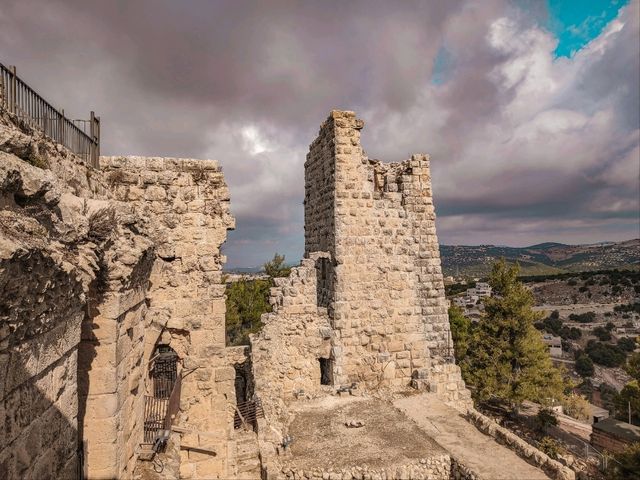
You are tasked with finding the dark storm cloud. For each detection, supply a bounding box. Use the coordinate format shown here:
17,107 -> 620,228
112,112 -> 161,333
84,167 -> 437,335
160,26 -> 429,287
1,0 -> 638,266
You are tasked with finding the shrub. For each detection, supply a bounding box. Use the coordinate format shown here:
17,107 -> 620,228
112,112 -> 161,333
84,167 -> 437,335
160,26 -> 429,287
538,437 -> 561,459
88,206 -> 117,242
606,442 -> 640,480
534,408 -> 558,434
569,312 -> 596,323
593,326 -> 612,342
575,355 -> 594,377
562,393 -> 591,421
586,341 -> 627,367
618,337 -> 637,352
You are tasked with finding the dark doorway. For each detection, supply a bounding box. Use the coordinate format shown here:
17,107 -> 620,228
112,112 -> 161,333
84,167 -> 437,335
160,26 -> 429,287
319,358 -> 333,385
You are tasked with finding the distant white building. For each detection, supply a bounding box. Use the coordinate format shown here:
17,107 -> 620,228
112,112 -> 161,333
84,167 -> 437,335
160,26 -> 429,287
542,333 -> 563,358
451,282 -> 492,318
453,297 -> 466,308
474,282 -> 492,297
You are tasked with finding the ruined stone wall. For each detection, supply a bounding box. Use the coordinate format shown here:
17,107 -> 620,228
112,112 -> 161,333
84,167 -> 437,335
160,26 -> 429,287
252,257 -> 333,417
1,107 -> 238,480
0,235 -> 83,480
304,111 -> 469,405
0,108 -> 119,480
0,142 -> 154,480
79,240 -> 154,479
101,156 -> 236,479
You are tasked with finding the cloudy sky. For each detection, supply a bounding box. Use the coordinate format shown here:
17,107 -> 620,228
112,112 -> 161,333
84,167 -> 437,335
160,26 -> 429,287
2,0 -> 638,268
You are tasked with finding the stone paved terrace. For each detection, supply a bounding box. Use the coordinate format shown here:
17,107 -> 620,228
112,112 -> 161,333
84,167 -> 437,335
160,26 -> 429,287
395,393 -> 551,480
280,395 -> 448,475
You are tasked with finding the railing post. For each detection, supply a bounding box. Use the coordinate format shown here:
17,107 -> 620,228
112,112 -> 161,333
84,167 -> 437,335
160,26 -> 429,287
0,70 -> 4,109
89,111 -> 95,167
60,109 -> 65,147
96,115 -> 101,168
10,65 -> 17,114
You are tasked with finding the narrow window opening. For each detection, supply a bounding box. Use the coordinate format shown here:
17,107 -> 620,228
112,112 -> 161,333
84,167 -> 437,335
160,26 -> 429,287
319,358 -> 333,385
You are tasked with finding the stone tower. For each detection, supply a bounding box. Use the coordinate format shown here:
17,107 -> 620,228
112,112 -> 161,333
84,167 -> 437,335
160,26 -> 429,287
304,110 -> 469,403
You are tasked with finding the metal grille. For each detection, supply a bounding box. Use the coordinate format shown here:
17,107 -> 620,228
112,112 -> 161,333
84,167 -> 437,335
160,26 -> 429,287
234,398 -> 265,430
152,354 -> 177,398
144,396 -> 169,443
0,63 -> 100,167
143,374 -> 182,444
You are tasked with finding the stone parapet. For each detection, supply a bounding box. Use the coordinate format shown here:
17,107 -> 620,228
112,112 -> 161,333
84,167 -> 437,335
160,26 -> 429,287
277,455 -> 452,480
466,409 -> 575,480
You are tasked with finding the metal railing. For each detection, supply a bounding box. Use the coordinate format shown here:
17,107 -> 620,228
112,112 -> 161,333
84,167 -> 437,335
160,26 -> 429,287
0,63 -> 100,167
233,397 -> 265,430
143,374 -> 182,444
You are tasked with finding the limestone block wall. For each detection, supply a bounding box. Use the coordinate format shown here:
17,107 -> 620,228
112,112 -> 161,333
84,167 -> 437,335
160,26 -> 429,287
0,246 -> 83,480
304,111 -> 469,403
1,106 -> 238,480
101,156 -> 237,479
79,240 -> 155,480
251,257 -> 333,418
0,138 -> 149,480
0,109 -> 113,480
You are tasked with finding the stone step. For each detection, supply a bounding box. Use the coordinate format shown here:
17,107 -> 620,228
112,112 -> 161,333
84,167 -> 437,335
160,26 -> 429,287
237,457 -> 261,473
237,451 -> 259,462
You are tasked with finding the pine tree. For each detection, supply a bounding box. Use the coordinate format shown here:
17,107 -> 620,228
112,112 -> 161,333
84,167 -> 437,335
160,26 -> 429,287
449,305 -> 472,362
461,259 -> 566,409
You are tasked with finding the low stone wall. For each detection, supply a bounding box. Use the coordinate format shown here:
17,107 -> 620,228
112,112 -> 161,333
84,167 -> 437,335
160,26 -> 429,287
466,409 -> 575,480
450,457 -> 482,480
279,455 -> 451,480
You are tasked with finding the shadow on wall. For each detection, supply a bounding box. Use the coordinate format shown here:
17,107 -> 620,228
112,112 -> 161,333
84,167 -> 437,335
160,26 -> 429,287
0,251 -> 85,479
1,355 -> 80,479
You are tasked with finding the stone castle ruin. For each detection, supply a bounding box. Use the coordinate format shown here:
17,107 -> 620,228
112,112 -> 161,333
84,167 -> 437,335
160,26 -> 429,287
251,111 -> 470,415
1,73 -> 573,480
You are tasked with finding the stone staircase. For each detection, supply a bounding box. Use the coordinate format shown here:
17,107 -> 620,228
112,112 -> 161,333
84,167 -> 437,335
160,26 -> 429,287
233,430 -> 261,479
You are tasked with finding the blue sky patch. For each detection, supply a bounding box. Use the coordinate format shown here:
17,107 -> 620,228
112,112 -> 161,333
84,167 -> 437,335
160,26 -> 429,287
546,0 -> 629,57
431,45 -> 455,85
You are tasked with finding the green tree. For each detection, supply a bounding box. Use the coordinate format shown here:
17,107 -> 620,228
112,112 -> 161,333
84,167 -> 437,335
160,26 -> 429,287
460,260 -> 566,409
593,326 -> 612,341
618,337 -> 637,352
607,442 -> 640,480
449,306 -> 472,362
561,393 -> 591,421
626,351 -> 640,381
614,380 -> 640,426
263,253 -> 291,278
575,354 -> 594,377
225,278 -> 272,346
585,340 -> 626,367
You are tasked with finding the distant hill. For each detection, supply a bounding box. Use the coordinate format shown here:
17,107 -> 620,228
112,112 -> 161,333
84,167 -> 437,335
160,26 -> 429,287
440,239 -> 639,277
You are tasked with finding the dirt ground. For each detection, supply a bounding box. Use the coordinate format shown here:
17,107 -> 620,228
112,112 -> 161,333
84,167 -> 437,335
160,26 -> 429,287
282,395 -> 445,471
